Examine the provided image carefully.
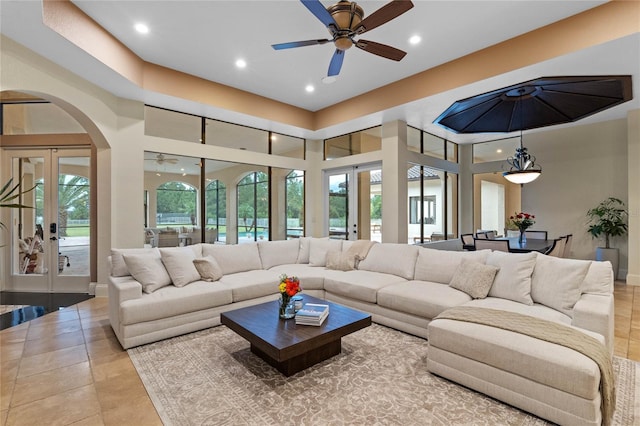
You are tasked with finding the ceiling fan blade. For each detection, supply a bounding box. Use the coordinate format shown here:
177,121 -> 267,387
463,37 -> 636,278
272,39 -> 332,50
328,49 -> 345,76
355,39 -> 406,61
301,0 -> 338,30
354,0 -> 414,35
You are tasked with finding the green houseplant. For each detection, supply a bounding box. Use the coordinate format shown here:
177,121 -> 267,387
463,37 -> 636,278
0,178 -> 35,231
586,197 -> 628,278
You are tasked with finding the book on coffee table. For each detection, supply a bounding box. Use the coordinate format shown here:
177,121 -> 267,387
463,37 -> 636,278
295,303 -> 329,326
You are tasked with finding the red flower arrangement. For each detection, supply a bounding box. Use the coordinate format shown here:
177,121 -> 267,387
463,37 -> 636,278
509,212 -> 536,231
278,274 -> 301,319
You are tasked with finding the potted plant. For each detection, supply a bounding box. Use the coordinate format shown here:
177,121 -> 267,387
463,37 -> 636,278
586,197 -> 628,278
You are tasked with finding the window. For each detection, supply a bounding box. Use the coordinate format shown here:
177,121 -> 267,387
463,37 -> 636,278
285,170 -> 304,238
205,180 -> 226,243
156,182 -> 197,227
237,171 -> 269,242
409,196 -> 436,224
324,126 -> 382,159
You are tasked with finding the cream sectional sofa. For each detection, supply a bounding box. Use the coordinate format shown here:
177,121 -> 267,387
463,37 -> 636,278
108,237 -> 614,426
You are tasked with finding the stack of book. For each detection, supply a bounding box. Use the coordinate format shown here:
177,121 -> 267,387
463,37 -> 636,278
295,303 -> 329,326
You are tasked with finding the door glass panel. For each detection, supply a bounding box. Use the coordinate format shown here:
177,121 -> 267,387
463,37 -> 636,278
12,156 -> 45,275
328,174 -> 349,239
286,170 -> 304,239
57,157 -> 90,276
363,169 -> 381,242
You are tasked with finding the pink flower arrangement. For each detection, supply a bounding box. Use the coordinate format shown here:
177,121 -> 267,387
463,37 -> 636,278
509,212 -> 536,231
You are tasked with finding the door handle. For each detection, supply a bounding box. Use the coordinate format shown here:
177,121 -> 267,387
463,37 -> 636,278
50,236 -> 57,241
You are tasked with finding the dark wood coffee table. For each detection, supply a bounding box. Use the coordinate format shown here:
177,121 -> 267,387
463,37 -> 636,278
220,294 -> 371,376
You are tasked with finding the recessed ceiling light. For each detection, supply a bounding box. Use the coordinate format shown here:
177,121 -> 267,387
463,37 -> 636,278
305,85 -> 315,93
322,76 -> 337,84
409,35 -> 421,45
235,59 -> 247,69
497,149 -> 503,153
134,23 -> 149,34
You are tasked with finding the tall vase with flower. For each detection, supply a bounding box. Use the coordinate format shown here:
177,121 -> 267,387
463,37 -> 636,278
509,212 -> 536,244
278,274 -> 301,319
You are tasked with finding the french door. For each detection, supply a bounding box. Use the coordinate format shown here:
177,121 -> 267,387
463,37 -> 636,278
325,164 -> 381,241
4,149 -> 91,293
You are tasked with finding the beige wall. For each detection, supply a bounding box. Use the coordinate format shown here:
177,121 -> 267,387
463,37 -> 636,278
522,119 -> 630,275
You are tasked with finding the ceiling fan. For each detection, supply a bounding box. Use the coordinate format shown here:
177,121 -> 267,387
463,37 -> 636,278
272,0 -> 414,77
145,153 -> 179,165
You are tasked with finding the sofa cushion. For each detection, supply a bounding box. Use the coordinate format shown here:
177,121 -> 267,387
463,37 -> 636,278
463,297 -> 572,325
581,260 -> 614,295
120,281 -> 233,325
449,259 -> 499,299
309,238 -> 343,267
531,253 -> 591,317
111,248 -> 159,277
414,248 -> 491,284
218,270 -> 282,302
258,239 -> 300,269
358,243 -> 419,280
123,253 -> 172,294
268,264 -> 326,290
202,243 -> 262,274
378,280 -> 471,319
487,251 -> 536,305
297,237 -> 312,263
193,256 -> 223,282
323,270 -> 406,303
159,247 -> 202,287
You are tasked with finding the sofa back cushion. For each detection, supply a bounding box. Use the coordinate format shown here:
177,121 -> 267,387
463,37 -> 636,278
202,243 -> 262,275
358,243 -> 419,280
531,253 -> 591,316
297,237 -> 312,263
414,248 -> 491,284
110,247 -> 159,277
487,251 -> 537,305
258,239 -> 300,269
309,238 -> 343,267
581,260 -> 614,295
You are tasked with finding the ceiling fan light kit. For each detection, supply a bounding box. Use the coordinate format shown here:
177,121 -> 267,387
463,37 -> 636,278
272,0 -> 414,77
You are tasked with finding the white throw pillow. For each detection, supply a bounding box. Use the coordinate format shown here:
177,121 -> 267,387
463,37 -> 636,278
414,248 -> 491,284
192,256 -> 224,282
581,260 -> 614,295
358,243 -> 419,280
486,251 -> 537,305
160,247 -> 201,287
111,248 -> 159,277
309,238 -> 343,267
123,253 -> 172,294
297,237 -> 312,264
531,253 -> 591,316
449,259 -> 499,299
258,239 -> 300,269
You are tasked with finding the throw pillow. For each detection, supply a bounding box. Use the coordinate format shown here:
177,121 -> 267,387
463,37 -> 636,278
123,253 -> 172,294
531,253 -> 591,316
309,238 -> 343,267
192,256 -> 224,282
449,259 -> 499,299
414,248 -> 491,284
486,251 -> 537,305
159,247 -> 201,287
325,250 -> 357,271
111,248 -> 160,277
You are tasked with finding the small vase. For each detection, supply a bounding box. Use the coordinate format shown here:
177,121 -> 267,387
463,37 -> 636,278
278,297 -> 296,319
518,230 -> 527,244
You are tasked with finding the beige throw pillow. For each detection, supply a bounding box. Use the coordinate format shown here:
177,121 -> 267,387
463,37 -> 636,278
449,259 -> 499,299
123,253 -> 172,294
325,250 -> 357,271
486,251 -> 537,305
160,247 -> 201,287
193,256 -> 223,282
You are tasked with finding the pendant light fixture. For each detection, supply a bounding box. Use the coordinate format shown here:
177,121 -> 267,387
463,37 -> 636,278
502,88 -> 542,184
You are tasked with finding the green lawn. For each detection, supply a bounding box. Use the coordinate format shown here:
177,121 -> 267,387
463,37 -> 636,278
63,226 -> 90,237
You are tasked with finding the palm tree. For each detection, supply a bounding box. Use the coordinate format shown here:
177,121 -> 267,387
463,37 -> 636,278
56,175 -> 90,237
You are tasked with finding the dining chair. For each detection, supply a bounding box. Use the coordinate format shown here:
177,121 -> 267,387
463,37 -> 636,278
562,234 -> 573,258
524,230 -> 548,240
475,231 -> 488,239
474,238 -> 510,252
545,237 -> 566,257
460,233 -> 476,251
485,230 -> 497,239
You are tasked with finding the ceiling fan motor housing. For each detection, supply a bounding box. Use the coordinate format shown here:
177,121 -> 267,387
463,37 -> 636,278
328,1 -> 363,49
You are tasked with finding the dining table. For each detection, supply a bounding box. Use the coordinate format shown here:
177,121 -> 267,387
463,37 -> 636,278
496,237 -> 554,254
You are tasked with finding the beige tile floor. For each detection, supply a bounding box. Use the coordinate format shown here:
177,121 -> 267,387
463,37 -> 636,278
1,283 -> 639,425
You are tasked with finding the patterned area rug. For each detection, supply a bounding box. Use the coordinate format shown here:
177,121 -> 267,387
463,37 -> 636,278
129,324 -> 639,426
